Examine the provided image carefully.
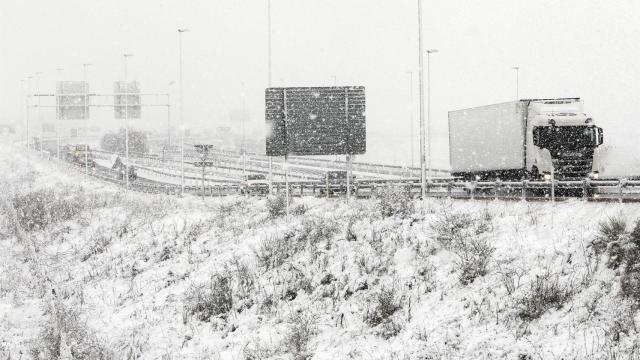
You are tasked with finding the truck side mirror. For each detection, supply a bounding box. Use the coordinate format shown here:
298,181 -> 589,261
597,127 -> 604,145
532,128 -> 540,146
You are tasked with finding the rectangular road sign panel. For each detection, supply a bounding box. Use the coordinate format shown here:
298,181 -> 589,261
265,86 -> 366,156
192,161 -> 214,167
114,81 -> 141,119
56,81 -> 89,120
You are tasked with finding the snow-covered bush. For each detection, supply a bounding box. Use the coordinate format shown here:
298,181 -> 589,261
292,203 -> 308,216
364,286 -> 401,327
516,270 -> 574,322
430,210 -> 491,249
454,236 -> 495,285
254,231 -> 299,270
431,209 -> 494,284
284,311 -> 316,359
29,304 -> 111,360
12,187 -> 86,232
374,185 -> 414,218
298,216 -> 340,248
620,220 -> 640,302
266,193 -> 289,218
183,273 -> 233,322
591,216 -> 627,260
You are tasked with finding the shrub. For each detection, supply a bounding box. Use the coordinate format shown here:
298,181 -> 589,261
620,269 -> 640,303
30,304 -> 111,360
298,216 -> 340,247
454,236 -> 495,285
592,216 -> 627,257
254,231 -> 299,270
516,271 -> 573,321
374,185 -> 414,218
266,193 -> 290,218
365,287 -> 401,327
375,319 -> 403,340
345,219 -> 358,242
284,312 -> 316,359
430,211 -> 491,248
183,273 -> 233,322
12,188 -> 85,232
291,204 -> 308,216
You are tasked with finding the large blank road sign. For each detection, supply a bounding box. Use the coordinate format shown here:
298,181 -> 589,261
114,81 -> 141,119
56,81 -> 89,120
265,86 -> 366,156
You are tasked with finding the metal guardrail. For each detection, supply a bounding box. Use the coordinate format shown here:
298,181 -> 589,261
34,146 -> 640,203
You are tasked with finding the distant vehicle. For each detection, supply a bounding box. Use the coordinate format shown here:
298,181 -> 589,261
110,155 -> 137,181
319,170 -> 356,195
64,144 -> 96,168
240,174 -> 269,195
448,98 -> 604,181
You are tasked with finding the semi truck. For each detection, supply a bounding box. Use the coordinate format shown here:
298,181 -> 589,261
448,98 -> 603,181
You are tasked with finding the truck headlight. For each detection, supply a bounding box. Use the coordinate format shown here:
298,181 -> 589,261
543,172 -> 551,181
590,171 -> 599,179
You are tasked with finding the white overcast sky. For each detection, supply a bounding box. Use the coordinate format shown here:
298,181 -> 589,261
1,0 -> 639,166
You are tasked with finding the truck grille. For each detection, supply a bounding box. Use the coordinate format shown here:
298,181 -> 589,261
554,159 -> 592,179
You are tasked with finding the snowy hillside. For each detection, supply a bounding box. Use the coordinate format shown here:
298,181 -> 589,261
1,140 -> 639,359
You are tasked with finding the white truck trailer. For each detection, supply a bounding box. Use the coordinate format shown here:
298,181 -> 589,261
448,98 -> 603,180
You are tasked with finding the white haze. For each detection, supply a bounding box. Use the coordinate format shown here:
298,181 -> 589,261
1,0 -> 639,168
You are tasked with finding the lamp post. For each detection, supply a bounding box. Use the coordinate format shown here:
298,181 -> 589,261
267,0 -> 274,194
55,68 -> 63,160
167,81 -> 175,145
407,71 -> 414,169
512,66 -> 520,100
26,76 -> 33,151
35,71 -> 43,156
426,49 -> 437,181
178,28 -> 189,195
241,81 -> 247,178
417,0 -> 426,200
82,63 -> 92,176
123,54 -> 133,189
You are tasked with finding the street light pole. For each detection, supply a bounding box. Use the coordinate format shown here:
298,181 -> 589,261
82,63 -> 92,176
417,0 -> 426,200
512,66 -> 520,100
123,54 -> 133,190
407,71 -> 414,169
167,81 -> 175,145
241,82 -> 247,178
55,68 -> 63,160
26,76 -> 33,152
178,28 -> 189,196
426,49 -> 438,181
35,72 -> 43,156
267,0 -> 274,195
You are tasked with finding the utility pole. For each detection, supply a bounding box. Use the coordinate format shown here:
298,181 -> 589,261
426,49 -> 438,181
55,68 -> 63,160
26,76 -> 33,152
35,72 -> 42,156
241,82 -> 247,178
512,66 -> 520,100
267,0 -> 274,195
167,81 -> 175,145
178,28 -> 189,196
417,0 -> 426,200
407,71 -> 414,169
123,54 -> 133,190
82,63 -> 92,176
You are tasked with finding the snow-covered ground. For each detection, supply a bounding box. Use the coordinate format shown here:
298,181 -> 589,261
1,137 -> 639,359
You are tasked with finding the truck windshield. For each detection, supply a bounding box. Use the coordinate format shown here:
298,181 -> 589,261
535,126 -> 597,150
